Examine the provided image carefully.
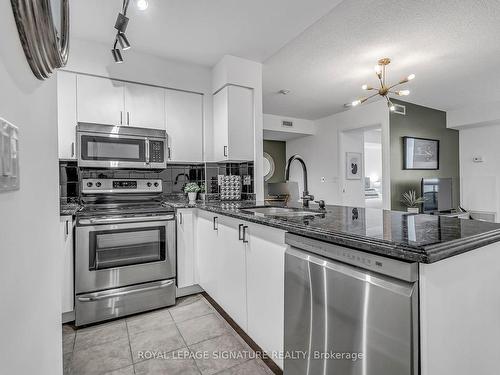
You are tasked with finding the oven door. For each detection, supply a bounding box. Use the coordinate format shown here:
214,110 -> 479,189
76,216 -> 175,293
77,132 -> 149,169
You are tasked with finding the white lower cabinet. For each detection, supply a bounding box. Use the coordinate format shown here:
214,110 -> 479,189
217,216 -> 248,330
176,209 -> 196,288
244,222 -> 286,369
196,210 -> 220,300
195,211 -> 286,369
60,216 -> 74,320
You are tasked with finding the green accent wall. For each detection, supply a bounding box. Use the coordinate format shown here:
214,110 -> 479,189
263,140 -> 286,195
390,100 -> 460,211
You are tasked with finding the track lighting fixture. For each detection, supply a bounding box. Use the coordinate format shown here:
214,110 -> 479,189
111,0 -> 133,63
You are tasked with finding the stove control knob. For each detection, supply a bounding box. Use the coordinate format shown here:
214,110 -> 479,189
86,182 -> 93,187
154,182 -> 159,187
96,182 -> 102,187
147,182 -> 152,187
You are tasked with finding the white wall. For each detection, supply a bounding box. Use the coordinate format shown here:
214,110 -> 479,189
459,123 -> 500,220
447,100 -> 500,129
0,4 -> 62,375
212,55 -> 264,200
65,38 -> 214,159
286,100 -> 390,207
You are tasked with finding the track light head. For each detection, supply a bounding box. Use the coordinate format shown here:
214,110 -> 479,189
117,33 -> 131,50
111,47 -> 123,63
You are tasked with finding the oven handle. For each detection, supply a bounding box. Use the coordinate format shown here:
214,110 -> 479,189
79,215 -> 174,225
77,280 -> 174,302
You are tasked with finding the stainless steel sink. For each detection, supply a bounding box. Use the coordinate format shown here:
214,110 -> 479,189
243,206 -> 323,217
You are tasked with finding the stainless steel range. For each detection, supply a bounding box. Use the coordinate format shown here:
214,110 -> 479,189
75,178 -> 176,326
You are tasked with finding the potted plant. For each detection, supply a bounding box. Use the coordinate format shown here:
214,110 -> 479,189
401,190 -> 425,214
199,182 -> 207,201
184,182 -> 200,204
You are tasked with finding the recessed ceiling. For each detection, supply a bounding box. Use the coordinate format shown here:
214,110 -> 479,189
263,0 -> 500,119
70,0 -> 343,67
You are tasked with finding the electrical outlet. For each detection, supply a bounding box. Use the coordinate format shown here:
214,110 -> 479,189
473,156 -> 484,163
321,177 -> 326,183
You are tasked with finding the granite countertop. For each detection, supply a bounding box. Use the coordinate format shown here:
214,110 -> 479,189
165,199 -> 500,263
60,199 -> 81,216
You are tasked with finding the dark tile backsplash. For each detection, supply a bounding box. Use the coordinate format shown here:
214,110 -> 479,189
59,161 -> 254,201
59,160 -> 79,202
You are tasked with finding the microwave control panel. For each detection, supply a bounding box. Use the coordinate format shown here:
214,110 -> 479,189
149,141 -> 164,163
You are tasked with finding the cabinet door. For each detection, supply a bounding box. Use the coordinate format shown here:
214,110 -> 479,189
227,86 -> 254,161
246,222 -> 286,369
177,209 -> 196,288
124,82 -> 165,129
57,71 -> 77,159
213,87 -> 229,161
76,75 -> 124,125
196,210 -> 219,299
60,216 -> 74,315
165,89 -> 203,162
217,216 -> 247,330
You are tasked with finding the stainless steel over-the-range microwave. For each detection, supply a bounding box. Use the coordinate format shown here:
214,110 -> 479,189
76,123 -> 167,169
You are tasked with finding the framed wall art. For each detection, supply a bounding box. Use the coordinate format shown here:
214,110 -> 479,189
403,137 -> 439,170
346,152 -> 362,180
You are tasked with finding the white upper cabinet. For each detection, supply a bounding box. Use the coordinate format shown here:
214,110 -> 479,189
213,85 -> 254,162
165,89 -> 203,162
77,75 -> 125,126
124,83 -> 165,129
57,71 -> 77,159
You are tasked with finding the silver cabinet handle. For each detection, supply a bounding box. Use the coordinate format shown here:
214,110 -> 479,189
224,146 -> 228,157
78,280 -> 174,302
179,212 -> 183,225
168,147 -> 171,160
127,111 -> 130,125
243,225 -> 249,243
120,111 -> 123,125
238,224 -> 244,240
71,142 -> 75,157
65,219 -> 69,238
213,216 -> 218,230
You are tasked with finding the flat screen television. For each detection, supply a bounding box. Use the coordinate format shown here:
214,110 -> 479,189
421,178 -> 453,213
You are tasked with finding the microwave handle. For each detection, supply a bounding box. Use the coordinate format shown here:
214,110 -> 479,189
145,139 -> 150,164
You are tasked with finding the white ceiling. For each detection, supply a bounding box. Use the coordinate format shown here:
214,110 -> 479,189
263,0 -> 500,119
70,0 -> 342,66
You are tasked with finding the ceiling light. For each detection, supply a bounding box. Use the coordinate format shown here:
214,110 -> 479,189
114,12 -> 129,34
349,57 -> 415,111
136,0 -> 149,10
117,33 -> 131,50
279,89 -> 291,95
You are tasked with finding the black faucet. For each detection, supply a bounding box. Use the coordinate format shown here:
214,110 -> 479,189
285,154 -> 315,207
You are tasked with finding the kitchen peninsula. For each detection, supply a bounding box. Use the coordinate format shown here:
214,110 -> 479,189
170,200 -> 500,375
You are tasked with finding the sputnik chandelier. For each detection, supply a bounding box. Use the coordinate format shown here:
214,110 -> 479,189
350,58 -> 415,111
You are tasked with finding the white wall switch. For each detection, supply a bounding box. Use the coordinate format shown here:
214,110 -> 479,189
0,117 -> 20,192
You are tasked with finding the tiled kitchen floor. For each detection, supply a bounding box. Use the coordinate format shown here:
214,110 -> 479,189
63,294 -> 274,375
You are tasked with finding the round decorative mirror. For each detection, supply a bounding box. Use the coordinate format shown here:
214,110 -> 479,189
11,0 -> 70,80
263,152 -> 275,181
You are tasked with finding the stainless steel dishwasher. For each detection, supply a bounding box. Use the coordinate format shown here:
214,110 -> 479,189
284,233 -> 419,375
